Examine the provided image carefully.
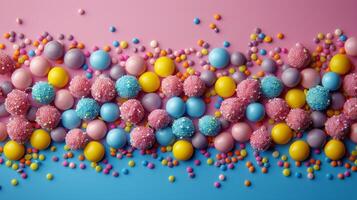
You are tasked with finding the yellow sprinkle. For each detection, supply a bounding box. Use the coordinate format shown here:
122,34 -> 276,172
64,145 -> 70,151
95,165 -> 102,172
207,158 -> 213,165
120,41 -> 128,49
239,65 -> 246,72
128,160 -> 135,167
11,179 -> 18,186
168,175 -> 175,183
39,154 -> 45,161
5,160 -> 12,167
272,151 -> 280,158
30,163 -> 39,171
307,167 -> 314,173
201,48 -> 208,56
166,146 -> 172,152
46,173 -> 54,180
281,155 -> 288,161
161,159 -> 168,166
282,169 -> 291,176
240,149 -> 247,157
11,163 -> 19,170
214,111 -> 221,118
228,67 -> 235,74
250,33 -> 258,40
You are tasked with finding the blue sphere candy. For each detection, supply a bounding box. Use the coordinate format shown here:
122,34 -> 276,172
166,97 -> 186,118
75,98 -> 100,120
198,115 -> 221,136
61,109 -> 81,129
261,75 -> 283,98
193,17 -> 200,24
100,103 -> 120,122
186,97 -> 206,118
89,50 -> 111,70
155,127 -> 176,146
172,117 -> 195,138
306,85 -> 330,111
106,128 -> 127,148
115,75 -> 141,98
246,102 -> 265,122
208,48 -> 230,69
32,81 -> 55,104
322,72 -> 341,91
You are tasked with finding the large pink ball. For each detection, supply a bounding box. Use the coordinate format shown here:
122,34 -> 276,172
214,132 -> 234,153
11,68 -> 32,90
231,122 -> 252,143
345,37 -> 357,56
300,68 -> 320,88
125,55 -> 146,76
350,123 -> 357,144
0,122 -> 8,141
86,119 -> 107,140
29,56 -> 51,77
55,89 -> 74,110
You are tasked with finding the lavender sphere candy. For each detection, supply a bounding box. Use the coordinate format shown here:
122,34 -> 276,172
50,127 -> 67,142
231,71 -> 246,84
0,81 -> 13,96
330,92 -> 345,110
64,48 -> 85,69
0,103 -> 9,117
192,132 -> 208,149
311,111 -> 327,128
109,65 -> 126,80
26,107 -> 38,121
230,52 -> 246,66
261,58 -> 277,73
200,70 -> 217,87
44,40 -> 64,60
220,119 -> 230,130
307,129 -> 326,148
125,55 -> 146,76
300,68 -> 321,88
281,68 -> 301,87
141,93 -> 162,112
281,64 -> 291,71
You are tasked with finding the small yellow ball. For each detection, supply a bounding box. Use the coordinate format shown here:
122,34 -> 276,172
48,66 -> 69,88
46,173 -> 54,180
271,123 -> 293,144
168,175 -> 175,183
84,141 -> 105,162
138,71 -> 160,92
329,54 -> 351,75
30,129 -> 51,150
154,56 -> 175,77
214,76 -> 236,98
285,89 -> 306,108
30,163 -> 39,171
4,140 -> 25,161
172,140 -> 194,161
289,140 -> 310,161
11,179 -> 18,186
324,139 -> 345,160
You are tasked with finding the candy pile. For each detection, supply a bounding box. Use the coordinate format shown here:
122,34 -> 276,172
0,15 -> 357,189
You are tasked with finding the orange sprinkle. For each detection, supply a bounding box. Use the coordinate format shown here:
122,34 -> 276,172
249,166 -> 255,173
295,161 -> 301,167
3,32 -> 10,39
77,43 -> 85,49
214,14 -> 221,20
283,162 -> 290,168
209,23 -> 216,29
245,161 -> 252,167
261,167 -> 268,173
197,40 -> 204,47
330,161 -> 337,167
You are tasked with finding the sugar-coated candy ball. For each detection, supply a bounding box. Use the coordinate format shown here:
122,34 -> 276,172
86,119 -> 107,140
343,73 -> 357,97
215,76 -> 236,98
120,99 -> 144,124
220,97 -> 246,122
214,132 -> 234,153
91,75 -> 116,102
54,89 -> 74,110
343,98 -> 357,120
0,80 -> 14,96
109,65 -> 126,80
306,85 -> 330,111
307,129 -> 326,148
285,89 -> 305,108
61,109 -> 81,129
139,71 -> 160,92
64,48 -> 85,69
198,115 -> 221,136
172,117 -> 195,138
281,68 -> 301,87
36,105 -> 61,130
148,109 -> 171,130
141,93 -> 162,112
329,54 -> 351,75
30,129 -> 51,150
7,116 -> 33,144
246,102 -> 265,122
345,37 -> 357,56
230,52 -> 246,66
3,140 -> 25,161
11,68 -> 32,90
200,70 -> 217,87
75,98 -> 100,120
325,114 -> 349,140
44,41 -> 64,60
89,50 -> 111,70
84,141 -> 105,162
265,98 -> 290,121
48,67 -> 69,88
300,68 -> 320,89
231,71 -> 246,84
289,140 -> 310,161
32,81 -> 55,104
173,140 -> 194,160
324,139 -> 345,160
161,75 -> 183,97
106,128 -> 127,148
166,97 -> 186,118
261,75 -> 283,98
236,79 -> 261,104
250,126 -> 272,151
208,48 -> 230,69
115,75 -> 141,98
192,132 -> 208,149
155,127 -> 175,146
287,43 -> 310,69
186,97 -> 206,118
29,56 -> 51,77
311,111 -> 327,128
65,128 -> 88,150
330,92 -> 345,110
231,122 -> 252,143
5,89 -> 30,115
322,72 -> 341,91
0,52 -> 15,74
350,123 -> 357,144
261,58 -> 277,73
100,103 -> 120,122
154,56 -> 175,77
0,122 -> 8,141
125,55 -> 146,76
69,75 -> 91,98
183,75 -> 206,97
286,108 -> 311,131
130,126 -> 155,150
50,127 -> 66,142
271,123 -> 293,145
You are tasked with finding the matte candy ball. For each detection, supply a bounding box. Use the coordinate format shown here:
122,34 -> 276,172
155,127 -> 175,146
198,115 -> 221,136
84,141 -> 105,162
29,56 -> 51,77
48,67 -> 69,88
306,86 -> 330,111
281,68 -> 301,87
324,139 -> 345,160
208,48 -> 230,69
230,52 -> 246,66
246,102 -> 265,122
300,68 -> 321,89
61,109 -> 81,129
89,50 -> 111,70
100,103 -> 120,122
11,68 -> 32,90
154,56 -> 175,77
54,89 -> 74,110
231,122 -> 252,143
0,122 -> 8,141
172,117 -> 195,138
75,98 -> 100,120
285,89 -> 306,108
166,97 -> 186,118
3,140 -> 25,161
64,48 -> 85,69
345,37 -> 357,56
0,80 -> 14,96
185,97 -> 206,118
214,76 -> 236,98
106,128 -> 127,148
44,41 -> 64,60
115,75 -> 141,98
289,140 -> 310,161
271,123 -> 293,145
214,132 -> 234,153
173,140 -> 194,161
261,75 -> 283,98
329,54 -> 351,75
141,93 -> 162,112
138,71 -> 160,92
307,129 -> 326,148
322,72 -> 341,91
125,55 -> 146,76
30,129 -> 51,150
86,120 -> 107,140
32,81 -> 55,104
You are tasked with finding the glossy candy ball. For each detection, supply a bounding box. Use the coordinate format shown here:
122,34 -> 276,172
84,141 -> 105,162
125,55 -> 146,76
61,109 -> 81,129
322,72 -> 341,91
50,127 -> 66,142
231,122 -> 252,143
300,68 -> 321,89
106,128 -> 127,148
0,80 -> 14,96
30,129 -> 51,150
139,72 -> 160,92
141,93 -> 162,112
214,132 -> 234,153
100,103 -> 120,122
54,89 -> 74,110
3,140 -> 25,161
208,48 -> 230,69
200,70 -> 217,87
48,67 -> 69,88
11,68 -> 32,90
230,52 -> 246,66
281,68 -> 301,87
172,117 -> 195,138
330,92 -> 345,110
44,41 -> 64,60
198,115 -> 221,136
186,97 -> 206,118
115,75 -> 141,98
261,58 -> 277,73
307,129 -> 326,148
109,65 -> 126,80
324,139 -> 345,160
261,75 -> 283,98
89,50 -> 111,70
0,122 -> 8,141
86,120 -> 107,140
32,81 -> 55,104
214,76 -> 236,98
29,56 -> 51,77
271,123 -> 293,145
329,54 -> 351,75
173,140 -> 194,160
192,132 -> 208,149
64,48 -> 85,69
154,56 -> 175,77
345,37 -> 357,56
231,71 -> 246,84
306,85 -> 330,111
166,97 -> 186,118
75,98 -> 100,120
311,111 -> 327,128
246,102 -> 265,122
285,89 -> 305,108
289,140 -> 310,161
155,127 -> 175,146
350,123 -> 357,144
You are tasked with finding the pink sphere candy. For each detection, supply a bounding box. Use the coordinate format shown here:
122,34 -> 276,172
343,98 -> 357,121
219,97 -> 246,122
65,128 -> 88,150
325,114 -> 350,140
350,123 -> 357,144
345,37 -> 357,56
236,79 -> 261,105
6,116 -> 33,144
214,132 -> 234,153
286,108 -> 312,131
120,99 -> 145,124
54,89 -> 74,110
265,98 -> 290,121
300,68 -> 321,88
148,109 -> 171,130
69,75 -> 91,98
0,52 -> 15,74
161,75 -> 183,97
91,76 -> 116,103
0,122 -> 8,141
86,119 -> 107,140
287,43 -> 311,69
250,126 -> 272,151
130,126 -> 155,150
231,122 -> 252,143
125,55 -> 146,76
343,73 -> 357,97
29,56 -> 51,77
36,105 -> 61,130
183,75 -> 206,97
11,68 -> 32,90
5,89 -> 30,116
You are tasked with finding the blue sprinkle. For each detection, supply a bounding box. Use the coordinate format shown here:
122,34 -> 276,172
326,173 -> 333,180
82,64 -> 88,70
86,72 -> 92,79
193,17 -> 200,24
141,160 -> 148,166
339,35 -> 347,42
132,38 -> 140,44
121,168 -> 129,175
264,163 -> 270,168
112,40 -> 120,47
259,49 -> 267,55
295,172 -> 302,178
258,33 -> 266,39
28,50 -> 35,57
214,102 -> 221,109
109,26 -> 116,32
223,41 -> 230,48
220,165 -> 227,171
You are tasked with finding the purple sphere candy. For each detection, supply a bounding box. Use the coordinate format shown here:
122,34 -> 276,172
43,40 -> 64,60
200,70 -> 217,87
51,127 -> 67,142
231,71 -> 246,84
311,111 -> 327,128
0,81 -> 14,96
141,93 -> 162,112
64,48 -> 85,69
330,92 -> 345,110
220,119 -> 230,130
281,64 -> 291,71
192,132 -> 208,149
307,129 -> 326,148
0,103 -> 9,117
281,68 -> 301,87
26,107 -> 38,121
109,65 -> 126,80
261,58 -> 277,73
230,52 -> 246,66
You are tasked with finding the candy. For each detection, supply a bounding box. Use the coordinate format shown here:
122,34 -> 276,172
84,141 -> 105,162
287,43 -> 310,69
324,114 -> 349,140
172,117 -> 195,138
349,123 -> 357,144
329,54 -> 351,75
50,127 -> 66,142
32,81 -> 55,104
191,132 -> 208,149
219,97 -> 246,122
0,80 -> 14,96
200,70 -> 217,87
231,122 -> 252,143
342,73 -> 357,97
330,92 -> 345,110
246,102 -> 265,122
281,68 -> 301,87
214,76 -> 236,98
89,50 -> 111,70
173,140 -> 194,160
261,58 -> 277,73
343,97 -> 357,120
106,128 -> 127,148
324,139 -> 345,160
300,68 -> 320,89
11,68 -> 32,90
3,140 -> 25,161
155,127 -> 175,146
130,126 -> 155,150
65,128 -> 88,150
208,48 -> 230,69
236,79 -> 261,104
231,71 -> 246,84
0,52 -> 15,74
311,111 -> 327,128
306,85 -> 330,111
54,89 -> 74,111
161,75 -> 183,97
6,116 -> 33,144
120,99 -> 144,124
141,93 -> 162,112
289,140 -> 310,161
125,55 -> 146,76
322,72 -> 341,91
166,97 -> 186,118
261,75 -> 283,98
139,71 -> 160,93
115,75 -> 141,98
271,123 -> 293,145
69,75 -> 91,98
30,129 -> 51,150
285,89 -> 305,108
230,52 -> 246,66
91,75 -> 116,102
185,97 -> 206,118
61,109 -> 81,129
265,98 -> 290,121
0,122 -> 8,141
344,37 -> 357,56
250,126 -> 272,151
214,132 -> 234,153
36,105 -> 61,130
286,108 -> 311,131
148,109 -> 171,130
4,89 -> 30,115
44,41 -> 64,60
100,102 -> 120,122
154,56 -> 175,77
48,67 -> 69,88
183,75 -> 206,97
75,98 -> 100,120
29,56 -> 51,77
64,48 -> 85,69
109,65 -> 126,80
198,115 -> 221,136
86,119 -> 107,140
307,129 -> 326,148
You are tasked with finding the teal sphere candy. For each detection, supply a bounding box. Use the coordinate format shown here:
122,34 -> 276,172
246,102 -> 265,122
89,50 -> 111,70
198,115 -> 221,136
166,97 -> 186,118
100,103 -> 120,122
306,85 -> 330,111
106,128 -> 127,148
61,109 -> 81,129
322,72 -> 341,91
172,117 -> 195,138
186,97 -> 206,118
155,127 -> 176,146
32,81 -> 55,104
208,48 -> 230,69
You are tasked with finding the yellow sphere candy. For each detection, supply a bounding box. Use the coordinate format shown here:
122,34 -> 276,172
329,54 -> 351,75
324,139 -> 345,160
4,140 -> 25,161
289,140 -> 310,161
154,56 -> 175,77
214,76 -> 236,98
48,66 -> 69,88
285,89 -> 306,108
30,129 -> 51,150
173,140 -> 194,161
138,71 -> 160,92
84,141 -> 105,162
271,123 -> 293,145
